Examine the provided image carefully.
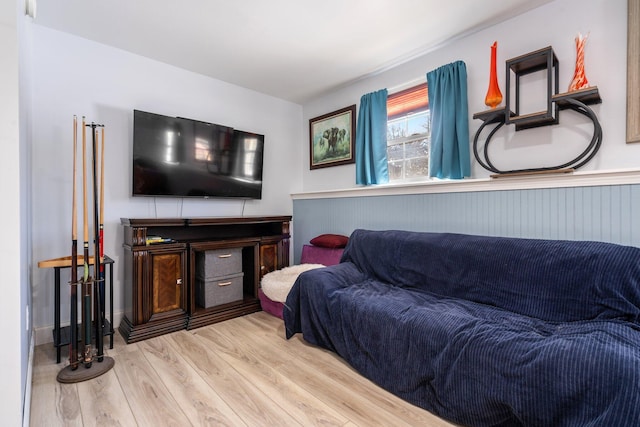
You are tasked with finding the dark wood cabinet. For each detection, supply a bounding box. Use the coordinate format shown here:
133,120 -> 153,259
120,216 -> 291,343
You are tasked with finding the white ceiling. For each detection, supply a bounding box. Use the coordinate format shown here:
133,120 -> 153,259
32,0 -> 551,104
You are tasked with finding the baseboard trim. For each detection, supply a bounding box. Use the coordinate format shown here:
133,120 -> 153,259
22,331 -> 34,427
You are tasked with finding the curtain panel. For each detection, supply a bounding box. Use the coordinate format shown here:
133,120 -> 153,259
426,61 -> 471,179
355,89 -> 389,185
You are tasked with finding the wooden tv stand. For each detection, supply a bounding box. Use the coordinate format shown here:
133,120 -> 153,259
120,216 -> 291,343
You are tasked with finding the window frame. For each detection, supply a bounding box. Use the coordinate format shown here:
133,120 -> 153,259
387,83 -> 430,182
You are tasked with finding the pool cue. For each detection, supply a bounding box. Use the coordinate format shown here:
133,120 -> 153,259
81,116 -> 93,368
69,115 -> 79,370
91,124 -> 104,361
99,127 -> 105,329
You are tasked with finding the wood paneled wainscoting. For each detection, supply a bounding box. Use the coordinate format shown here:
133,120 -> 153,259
292,175 -> 640,264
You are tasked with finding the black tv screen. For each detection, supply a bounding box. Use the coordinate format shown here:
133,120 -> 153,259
132,110 -> 264,199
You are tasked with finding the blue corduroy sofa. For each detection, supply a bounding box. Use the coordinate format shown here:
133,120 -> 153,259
284,229 -> 640,426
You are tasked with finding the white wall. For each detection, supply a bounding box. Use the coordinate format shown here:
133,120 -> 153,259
29,25 -> 303,341
301,0 -> 638,192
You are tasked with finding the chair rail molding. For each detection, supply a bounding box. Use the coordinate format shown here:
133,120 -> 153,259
291,168 -> 640,200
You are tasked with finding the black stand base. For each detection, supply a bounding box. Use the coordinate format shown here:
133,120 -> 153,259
56,356 -> 115,384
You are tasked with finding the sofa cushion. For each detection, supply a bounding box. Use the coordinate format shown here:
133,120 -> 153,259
341,229 -> 640,323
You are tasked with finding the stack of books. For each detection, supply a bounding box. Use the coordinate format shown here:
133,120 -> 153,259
145,235 -> 175,245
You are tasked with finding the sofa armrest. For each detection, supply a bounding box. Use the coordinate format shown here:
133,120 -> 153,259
284,262 -> 365,339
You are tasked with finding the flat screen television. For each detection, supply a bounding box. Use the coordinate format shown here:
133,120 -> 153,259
132,110 -> 264,199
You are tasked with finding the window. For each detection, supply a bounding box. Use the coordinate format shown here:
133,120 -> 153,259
387,83 -> 430,181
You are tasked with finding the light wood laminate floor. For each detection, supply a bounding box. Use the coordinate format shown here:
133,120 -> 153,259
30,311 -> 455,426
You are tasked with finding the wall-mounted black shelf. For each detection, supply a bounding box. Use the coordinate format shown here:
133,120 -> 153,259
552,86 -> 602,108
473,46 -> 602,176
505,47 -> 559,131
472,106 -> 514,124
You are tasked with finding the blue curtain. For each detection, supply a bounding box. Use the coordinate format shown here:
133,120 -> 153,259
356,89 -> 389,185
426,61 -> 471,179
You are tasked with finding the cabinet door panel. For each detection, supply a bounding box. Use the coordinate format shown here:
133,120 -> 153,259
259,243 -> 278,278
151,252 -> 183,315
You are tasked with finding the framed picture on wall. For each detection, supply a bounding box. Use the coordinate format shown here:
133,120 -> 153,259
627,0 -> 640,143
309,105 -> 356,169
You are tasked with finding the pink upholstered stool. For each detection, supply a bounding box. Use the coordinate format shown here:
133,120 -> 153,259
258,244 -> 344,319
